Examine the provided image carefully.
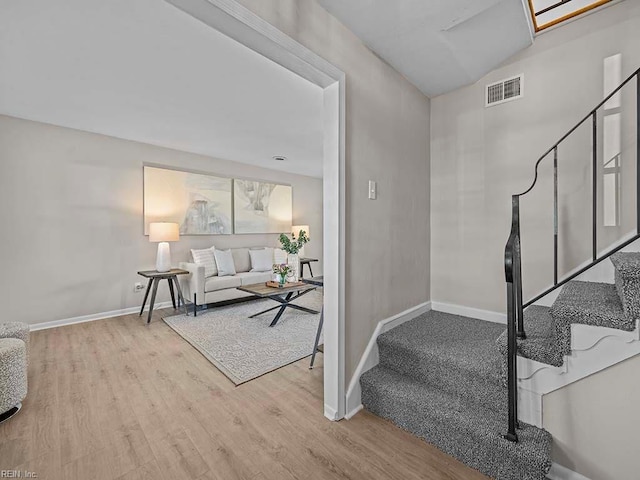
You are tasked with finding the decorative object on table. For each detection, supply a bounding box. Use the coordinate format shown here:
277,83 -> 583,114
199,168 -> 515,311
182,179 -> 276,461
143,165 -> 232,235
137,269 -> 189,324
149,222 -> 180,272
163,290 -> 323,385
272,263 -> 293,286
0,338 -> 27,424
265,280 -> 306,289
291,225 -> 309,256
279,230 -> 309,282
234,179 -> 292,234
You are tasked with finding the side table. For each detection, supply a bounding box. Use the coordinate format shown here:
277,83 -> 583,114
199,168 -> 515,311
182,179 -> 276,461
137,269 -> 189,324
299,257 -> 319,278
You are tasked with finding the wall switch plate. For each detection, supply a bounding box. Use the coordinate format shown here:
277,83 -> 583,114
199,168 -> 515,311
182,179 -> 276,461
368,180 -> 377,200
134,282 -> 144,292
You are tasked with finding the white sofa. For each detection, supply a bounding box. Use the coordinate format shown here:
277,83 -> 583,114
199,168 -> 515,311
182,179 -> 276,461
179,247 -> 286,307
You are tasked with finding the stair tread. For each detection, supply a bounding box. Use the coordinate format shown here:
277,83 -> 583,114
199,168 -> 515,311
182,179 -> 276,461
611,253 -> 640,320
378,310 -> 505,381
496,306 -> 564,367
551,280 -> 632,330
361,365 -> 552,480
611,252 -> 640,278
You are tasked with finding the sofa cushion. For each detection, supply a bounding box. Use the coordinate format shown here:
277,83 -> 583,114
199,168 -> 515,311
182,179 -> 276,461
236,272 -> 273,286
232,248 -> 251,273
249,248 -> 273,272
204,275 -> 242,292
274,248 -> 288,265
213,249 -> 236,277
191,247 -> 217,277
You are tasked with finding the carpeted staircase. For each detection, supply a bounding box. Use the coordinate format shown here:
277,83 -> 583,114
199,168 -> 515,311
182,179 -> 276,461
496,252 -> 639,373
360,252 -> 640,479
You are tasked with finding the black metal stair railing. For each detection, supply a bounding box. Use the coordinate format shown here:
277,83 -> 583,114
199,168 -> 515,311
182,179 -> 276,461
503,66 -> 640,442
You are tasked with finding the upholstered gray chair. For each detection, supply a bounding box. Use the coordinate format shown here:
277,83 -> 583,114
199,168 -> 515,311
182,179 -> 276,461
0,322 -> 30,361
0,338 -> 27,423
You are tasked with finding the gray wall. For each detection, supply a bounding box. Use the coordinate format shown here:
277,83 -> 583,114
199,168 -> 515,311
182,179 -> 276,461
431,0 -> 640,313
543,343 -> 640,480
430,1 -> 640,477
234,0 -> 432,383
0,114 -> 323,325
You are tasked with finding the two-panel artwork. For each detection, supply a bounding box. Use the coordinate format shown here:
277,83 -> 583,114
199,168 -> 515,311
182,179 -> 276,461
143,166 -> 292,235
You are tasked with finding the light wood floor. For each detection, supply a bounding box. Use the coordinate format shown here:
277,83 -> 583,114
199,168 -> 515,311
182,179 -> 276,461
0,307 -> 487,480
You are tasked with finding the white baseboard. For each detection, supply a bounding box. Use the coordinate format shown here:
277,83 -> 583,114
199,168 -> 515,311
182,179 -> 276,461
547,462 -> 591,480
431,301 -> 506,324
345,403 -> 363,420
324,404 -> 339,421
345,300 -> 432,415
29,301 -> 174,331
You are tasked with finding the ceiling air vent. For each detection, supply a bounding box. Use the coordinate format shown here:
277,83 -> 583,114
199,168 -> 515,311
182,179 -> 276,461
486,74 -> 523,107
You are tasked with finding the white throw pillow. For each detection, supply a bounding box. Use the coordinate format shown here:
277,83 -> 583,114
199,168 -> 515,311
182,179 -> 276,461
191,247 -> 217,277
274,248 -> 288,265
214,249 -> 236,277
249,248 -> 273,272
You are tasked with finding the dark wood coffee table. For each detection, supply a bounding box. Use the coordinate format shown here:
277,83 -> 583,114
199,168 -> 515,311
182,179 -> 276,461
237,282 -> 319,327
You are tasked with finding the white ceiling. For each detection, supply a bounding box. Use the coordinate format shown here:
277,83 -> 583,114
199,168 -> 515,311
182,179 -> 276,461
317,0 -> 534,97
0,0 -> 324,177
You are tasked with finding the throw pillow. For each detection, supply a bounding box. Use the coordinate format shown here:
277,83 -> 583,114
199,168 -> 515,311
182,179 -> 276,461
191,247 -> 217,277
249,248 -> 273,272
214,249 -> 236,276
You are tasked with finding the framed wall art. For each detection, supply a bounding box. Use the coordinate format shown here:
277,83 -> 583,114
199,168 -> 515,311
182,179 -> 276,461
143,166 -> 232,235
233,179 -> 292,234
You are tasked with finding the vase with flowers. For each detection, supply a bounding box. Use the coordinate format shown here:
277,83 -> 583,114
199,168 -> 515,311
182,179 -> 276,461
278,230 -> 309,282
272,263 -> 292,287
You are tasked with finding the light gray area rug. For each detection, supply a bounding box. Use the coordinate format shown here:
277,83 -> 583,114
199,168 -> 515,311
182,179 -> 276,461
163,290 -> 323,385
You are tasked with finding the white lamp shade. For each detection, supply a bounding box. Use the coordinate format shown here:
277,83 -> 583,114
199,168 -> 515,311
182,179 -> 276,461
292,225 -> 309,239
149,222 -> 180,242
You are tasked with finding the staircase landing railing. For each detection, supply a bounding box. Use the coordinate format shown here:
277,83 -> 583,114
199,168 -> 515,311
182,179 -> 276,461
503,66 -> 640,442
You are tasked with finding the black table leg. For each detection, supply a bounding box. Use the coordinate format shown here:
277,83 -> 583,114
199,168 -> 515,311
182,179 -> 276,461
308,263 -> 314,277
172,277 -> 188,315
250,303 -> 287,318
147,278 -> 160,324
269,304 -> 289,327
310,308 -> 324,369
139,278 -> 153,316
249,292 -> 294,318
287,304 -> 320,315
168,278 -> 176,308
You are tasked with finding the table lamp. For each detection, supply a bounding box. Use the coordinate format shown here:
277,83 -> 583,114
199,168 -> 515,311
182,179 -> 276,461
292,225 -> 309,257
149,222 -> 180,272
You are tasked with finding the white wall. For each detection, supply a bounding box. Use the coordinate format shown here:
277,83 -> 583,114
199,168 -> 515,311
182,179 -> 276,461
233,0 -> 432,383
431,0 -> 640,313
430,1 -> 640,477
544,355 -> 640,480
0,115 -> 323,325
